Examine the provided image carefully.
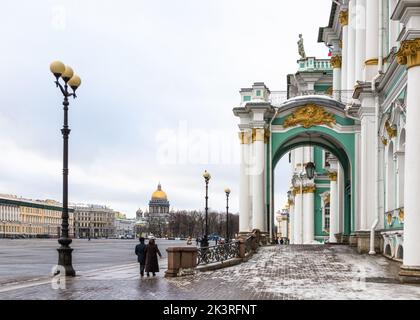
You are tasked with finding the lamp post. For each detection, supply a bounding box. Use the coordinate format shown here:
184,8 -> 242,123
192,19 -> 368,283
50,60 -> 81,277
225,188 -> 231,242
201,170 -> 211,248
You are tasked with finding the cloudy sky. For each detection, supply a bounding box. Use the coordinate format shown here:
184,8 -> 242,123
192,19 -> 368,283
0,0 -> 331,217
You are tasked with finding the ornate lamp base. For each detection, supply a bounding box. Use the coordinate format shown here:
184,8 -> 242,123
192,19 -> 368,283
57,243 -> 76,277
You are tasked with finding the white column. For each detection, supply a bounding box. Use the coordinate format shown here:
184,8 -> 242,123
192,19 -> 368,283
337,164 -> 345,234
329,171 -> 339,243
398,40 -> 420,271
354,0 -> 366,83
239,131 -> 251,232
251,128 -> 265,231
339,9 -> 349,94
347,0 -> 356,89
303,188 -> 315,244
293,190 -> 303,244
331,55 -> 342,100
359,94 -> 376,230
289,203 -> 295,244
364,0 -> 379,81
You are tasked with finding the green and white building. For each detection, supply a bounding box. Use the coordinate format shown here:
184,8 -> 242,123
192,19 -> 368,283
233,0 -> 420,282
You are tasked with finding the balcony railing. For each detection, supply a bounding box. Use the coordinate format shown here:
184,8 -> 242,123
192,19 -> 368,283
269,90 -> 354,107
384,207 -> 404,228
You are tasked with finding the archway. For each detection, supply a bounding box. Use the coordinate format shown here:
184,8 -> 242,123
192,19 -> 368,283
268,97 -> 357,243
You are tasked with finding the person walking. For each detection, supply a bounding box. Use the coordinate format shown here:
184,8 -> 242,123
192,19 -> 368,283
135,237 -> 147,277
145,237 -> 162,277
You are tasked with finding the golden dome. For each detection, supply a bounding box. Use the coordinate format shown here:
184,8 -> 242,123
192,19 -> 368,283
151,183 -> 167,200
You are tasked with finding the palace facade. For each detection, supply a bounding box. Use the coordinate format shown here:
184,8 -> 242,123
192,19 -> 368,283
233,0 -> 420,282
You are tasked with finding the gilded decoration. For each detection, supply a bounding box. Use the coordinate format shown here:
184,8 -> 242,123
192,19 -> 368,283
323,194 -> 330,204
398,209 -> 404,224
238,131 -> 252,144
330,55 -> 342,69
339,10 -> 348,26
396,39 -> 420,69
292,186 -> 316,194
381,136 -> 388,146
365,58 -> 379,66
385,120 -> 397,139
328,171 -> 338,182
264,129 -> 271,144
252,128 -> 266,142
387,212 -> 394,226
283,104 -> 336,129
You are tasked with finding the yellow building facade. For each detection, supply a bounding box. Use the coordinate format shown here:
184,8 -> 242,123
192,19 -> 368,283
0,195 -> 74,238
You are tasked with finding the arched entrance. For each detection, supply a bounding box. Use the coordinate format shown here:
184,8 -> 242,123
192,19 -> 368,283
269,97 -> 356,243
234,90 -> 358,244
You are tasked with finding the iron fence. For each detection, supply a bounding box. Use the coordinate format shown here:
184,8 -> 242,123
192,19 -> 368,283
197,241 -> 240,265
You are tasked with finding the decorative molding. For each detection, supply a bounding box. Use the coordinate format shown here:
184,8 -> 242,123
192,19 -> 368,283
339,10 -> 348,26
365,58 -> 379,66
330,55 -> 342,68
283,104 -> 336,129
396,39 -> 420,69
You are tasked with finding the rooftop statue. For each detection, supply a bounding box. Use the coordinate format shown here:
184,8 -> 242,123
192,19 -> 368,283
298,34 -> 306,59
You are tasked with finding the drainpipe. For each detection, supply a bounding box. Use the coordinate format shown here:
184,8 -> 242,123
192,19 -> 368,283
369,0 -> 384,255
269,107 -> 280,242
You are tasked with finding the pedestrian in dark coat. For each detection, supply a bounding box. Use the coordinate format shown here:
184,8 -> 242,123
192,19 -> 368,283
145,238 -> 162,277
135,237 -> 147,277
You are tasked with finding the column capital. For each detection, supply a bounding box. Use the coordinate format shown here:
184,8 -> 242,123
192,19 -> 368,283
251,128 -> 270,143
339,10 -> 348,26
238,131 -> 252,144
328,171 -> 338,182
303,186 -> 316,194
397,39 -> 420,69
330,55 -> 342,69
365,58 -> 379,66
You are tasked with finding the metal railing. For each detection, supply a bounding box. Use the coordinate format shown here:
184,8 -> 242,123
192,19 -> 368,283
197,241 -> 240,265
244,235 -> 253,256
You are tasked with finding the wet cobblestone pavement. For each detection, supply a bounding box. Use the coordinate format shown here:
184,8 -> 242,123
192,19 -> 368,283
1,244 -> 420,300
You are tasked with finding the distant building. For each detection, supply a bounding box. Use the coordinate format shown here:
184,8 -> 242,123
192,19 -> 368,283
146,183 -> 170,237
72,204 -> 115,238
0,194 -> 74,238
114,216 -> 136,238
148,183 -> 170,214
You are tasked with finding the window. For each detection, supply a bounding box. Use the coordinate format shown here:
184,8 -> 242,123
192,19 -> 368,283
243,95 -> 251,102
256,90 -> 261,97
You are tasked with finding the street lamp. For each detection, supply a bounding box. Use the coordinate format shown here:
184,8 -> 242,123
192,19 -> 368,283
201,170 -> 211,248
225,188 -> 231,242
50,60 -> 81,277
